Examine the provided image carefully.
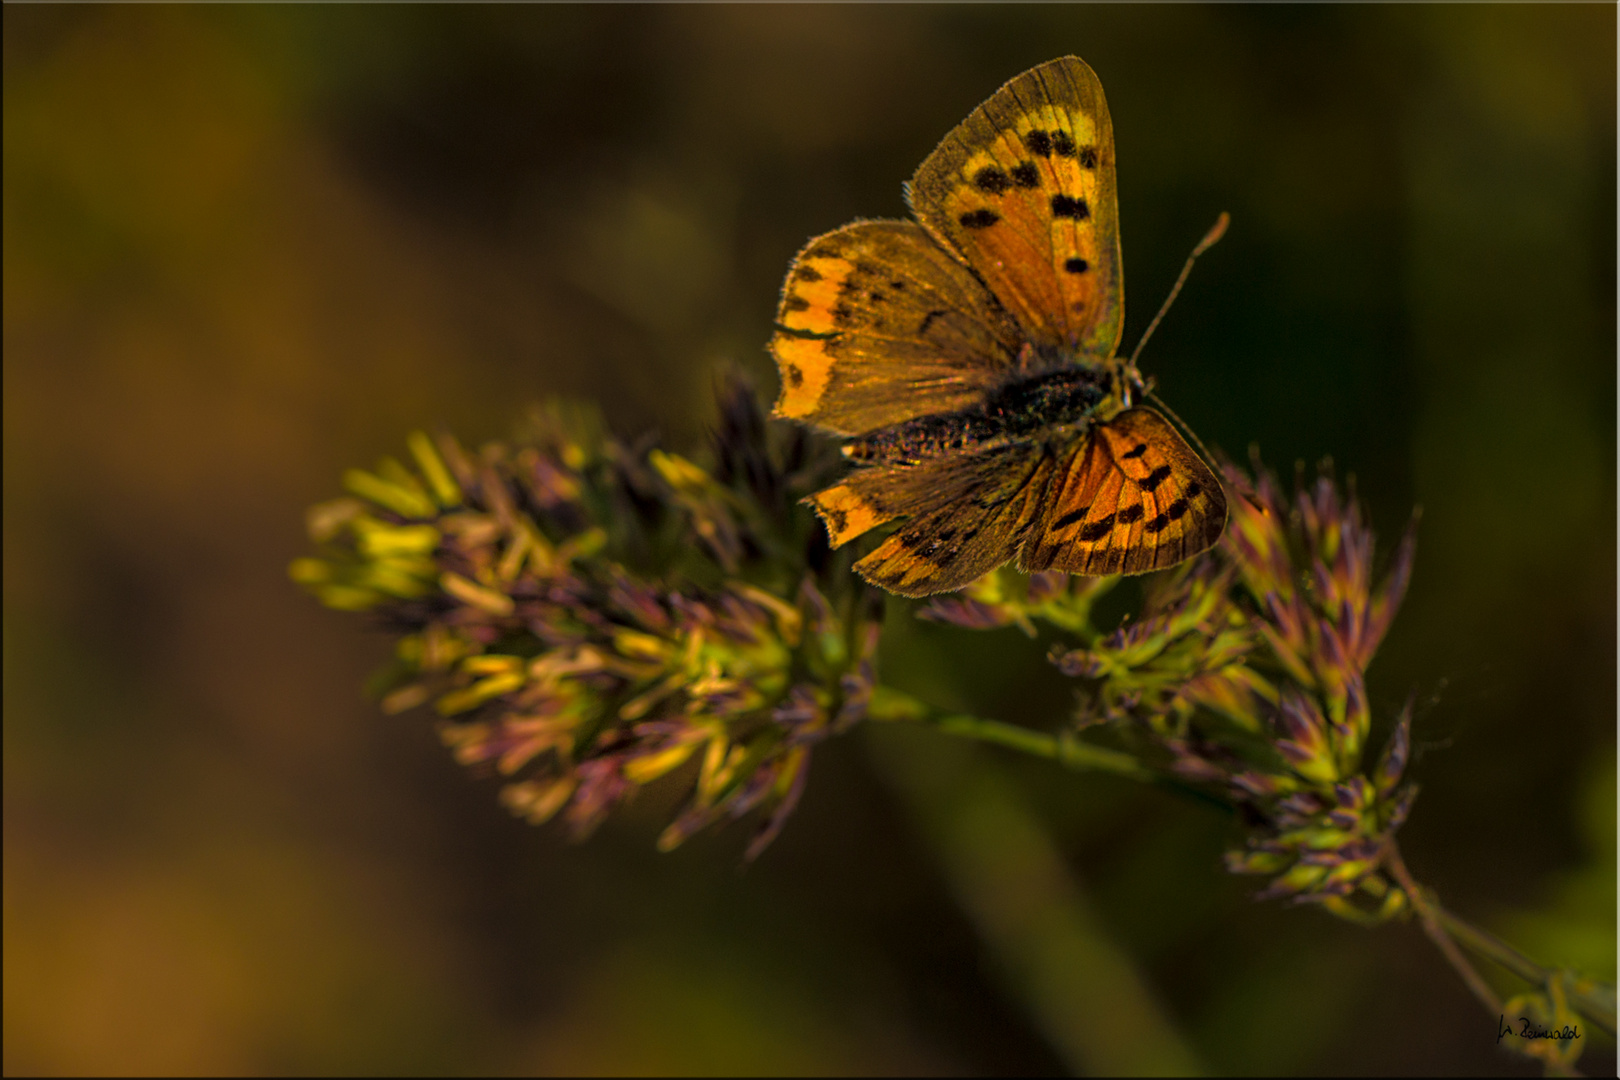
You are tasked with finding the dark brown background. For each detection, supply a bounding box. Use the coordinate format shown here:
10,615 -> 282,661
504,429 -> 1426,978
5,6 -> 1614,1074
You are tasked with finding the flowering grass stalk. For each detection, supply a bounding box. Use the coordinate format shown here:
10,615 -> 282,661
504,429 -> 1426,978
291,383 -> 881,859
292,378 -> 1613,1067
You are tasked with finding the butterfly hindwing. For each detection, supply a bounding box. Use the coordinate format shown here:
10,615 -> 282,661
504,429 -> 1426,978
770,220 -> 1024,436
908,56 -> 1123,360
1020,408 -> 1226,576
810,443 -> 1053,597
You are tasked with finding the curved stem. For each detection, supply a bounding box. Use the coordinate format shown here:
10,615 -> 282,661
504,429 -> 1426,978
1387,842 -> 1616,1072
873,686 -> 1616,1044
867,685 -> 1228,808
1429,887 -> 1616,1039
1384,842 -> 1502,1016
931,711 -> 1158,783
867,683 -> 1157,784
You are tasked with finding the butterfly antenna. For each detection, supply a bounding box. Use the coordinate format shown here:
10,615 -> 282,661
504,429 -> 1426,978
1147,388 -> 1269,517
1127,211 -> 1230,370
1145,389 -> 1218,469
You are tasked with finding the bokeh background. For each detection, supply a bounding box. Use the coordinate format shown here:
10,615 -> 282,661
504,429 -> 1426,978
5,6 -> 1614,1075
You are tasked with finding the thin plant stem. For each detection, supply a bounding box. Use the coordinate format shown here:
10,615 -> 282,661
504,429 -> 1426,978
1434,893 -> 1617,1039
1433,907 -> 1546,986
872,688 -> 1617,1044
1386,843 -> 1617,1040
868,685 -> 1160,784
931,712 -> 1158,783
868,686 -> 1232,809
1384,842 -> 1503,1016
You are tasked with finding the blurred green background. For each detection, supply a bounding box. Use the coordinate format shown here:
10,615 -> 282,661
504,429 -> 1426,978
4,6 -> 1614,1075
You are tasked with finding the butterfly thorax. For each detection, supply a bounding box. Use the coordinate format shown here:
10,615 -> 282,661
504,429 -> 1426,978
842,365 -> 1110,466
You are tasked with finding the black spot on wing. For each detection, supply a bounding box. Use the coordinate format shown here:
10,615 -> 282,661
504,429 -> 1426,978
1011,161 -> 1040,188
1024,130 -> 1053,157
782,296 -> 810,312
795,266 -> 823,283
1121,443 -> 1148,460
1144,512 -> 1170,534
822,504 -> 847,534
1141,465 -> 1172,493
1051,195 -> 1091,220
1078,146 -> 1099,169
784,364 -> 803,388
1166,499 -> 1189,522
960,209 -> 1000,229
1117,504 -> 1145,524
1184,481 -> 1203,499
1078,513 -> 1116,542
1064,257 -> 1089,274
773,324 -> 837,342
973,166 -> 1010,195
1051,131 -> 1077,157
1053,506 -> 1090,530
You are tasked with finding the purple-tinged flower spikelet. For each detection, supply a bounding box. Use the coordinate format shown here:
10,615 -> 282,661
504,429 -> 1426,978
927,454 -> 1422,912
292,376 -> 875,858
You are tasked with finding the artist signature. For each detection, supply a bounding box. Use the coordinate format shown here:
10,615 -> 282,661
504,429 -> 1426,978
1497,1014 -> 1580,1045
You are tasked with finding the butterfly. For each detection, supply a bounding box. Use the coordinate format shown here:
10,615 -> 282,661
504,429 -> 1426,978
769,56 -> 1227,598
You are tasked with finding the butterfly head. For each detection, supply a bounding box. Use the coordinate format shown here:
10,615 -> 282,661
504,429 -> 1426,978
1108,351 -> 1150,410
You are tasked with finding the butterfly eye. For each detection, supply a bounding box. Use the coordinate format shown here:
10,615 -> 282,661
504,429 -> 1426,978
1126,364 -> 1148,402
1104,359 -> 1141,407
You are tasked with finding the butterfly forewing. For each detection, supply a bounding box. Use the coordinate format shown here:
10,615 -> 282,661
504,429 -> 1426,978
770,221 -> 1023,435
1021,408 -> 1226,576
908,56 -> 1123,359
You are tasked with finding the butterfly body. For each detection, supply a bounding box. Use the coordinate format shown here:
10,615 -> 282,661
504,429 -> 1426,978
770,56 -> 1227,597
843,365 -> 1110,466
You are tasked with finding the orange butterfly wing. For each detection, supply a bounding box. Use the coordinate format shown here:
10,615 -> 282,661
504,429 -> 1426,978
810,443 -> 1053,597
1021,408 -> 1227,576
908,56 -> 1123,358
769,221 -> 1024,436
